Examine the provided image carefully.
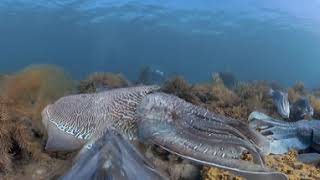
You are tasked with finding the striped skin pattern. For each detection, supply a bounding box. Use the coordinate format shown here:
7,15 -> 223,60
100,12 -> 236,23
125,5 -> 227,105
42,85 -> 160,143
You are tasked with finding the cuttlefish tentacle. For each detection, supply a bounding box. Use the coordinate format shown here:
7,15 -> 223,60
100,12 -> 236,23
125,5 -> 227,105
181,95 -> 270,163
182,107 -> 250,140
186,104 -> 270,153
178,103 -> 265,165
248,111 -> 302,139
249,111 -> 297,128
136,93 -> 287,180
248,111 -> 319,154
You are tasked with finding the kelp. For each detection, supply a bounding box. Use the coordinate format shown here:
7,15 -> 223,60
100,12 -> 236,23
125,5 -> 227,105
202,167 -> 244,180
162,76 -> 199,105
162,76 -> 248,120
0,96 -> 51,174
235,81 -> 282,119
0,65 -> 74,175
78,72 -> 129,93
266,151 -> 320,180
288,82 -> 306,103
193,82 -> 249,120
1,64 -> 75,134
309,95 -> 320,119
0,96 -> 12,172
212,71 -> 238,89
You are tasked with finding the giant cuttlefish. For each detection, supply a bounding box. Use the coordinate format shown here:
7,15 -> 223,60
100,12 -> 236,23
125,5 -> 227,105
42,86 -> 287,180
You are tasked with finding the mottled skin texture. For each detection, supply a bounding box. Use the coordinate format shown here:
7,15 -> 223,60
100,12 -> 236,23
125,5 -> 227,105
42,86 -> 159,151
42,86 -> 287,180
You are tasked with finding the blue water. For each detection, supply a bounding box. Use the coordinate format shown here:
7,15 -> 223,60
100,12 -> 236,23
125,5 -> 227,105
0,0 -> 320,87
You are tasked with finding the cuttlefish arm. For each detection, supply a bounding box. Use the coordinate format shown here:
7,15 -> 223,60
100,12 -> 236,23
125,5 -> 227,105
248,111 -> 313,154
61,129 -> 167,180
136,93 -> 287,180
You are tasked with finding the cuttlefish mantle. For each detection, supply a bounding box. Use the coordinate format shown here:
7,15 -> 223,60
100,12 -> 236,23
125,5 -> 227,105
42,85 -> 160,151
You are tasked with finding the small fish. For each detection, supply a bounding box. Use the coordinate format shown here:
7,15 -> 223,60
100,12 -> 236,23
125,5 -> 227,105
268,89 -> 290,118
290,97 -> 314,121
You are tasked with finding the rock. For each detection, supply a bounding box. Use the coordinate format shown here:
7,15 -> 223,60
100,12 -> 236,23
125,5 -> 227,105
145,145 -> 201,180
171,161 -> 200,180
297,153 -> 320,165
292,162 -> 303,170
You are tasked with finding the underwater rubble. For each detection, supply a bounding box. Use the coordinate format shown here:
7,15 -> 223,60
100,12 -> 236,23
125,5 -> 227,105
0,65 -> 320,180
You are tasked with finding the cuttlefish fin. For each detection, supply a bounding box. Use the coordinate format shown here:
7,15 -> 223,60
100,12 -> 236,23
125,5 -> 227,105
136,93 -> 288,180
45,122 -> 86,151
62,130 -> 167,180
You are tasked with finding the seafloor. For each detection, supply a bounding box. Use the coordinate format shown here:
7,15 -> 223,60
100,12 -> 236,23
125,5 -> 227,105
0,64 -> 319,180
